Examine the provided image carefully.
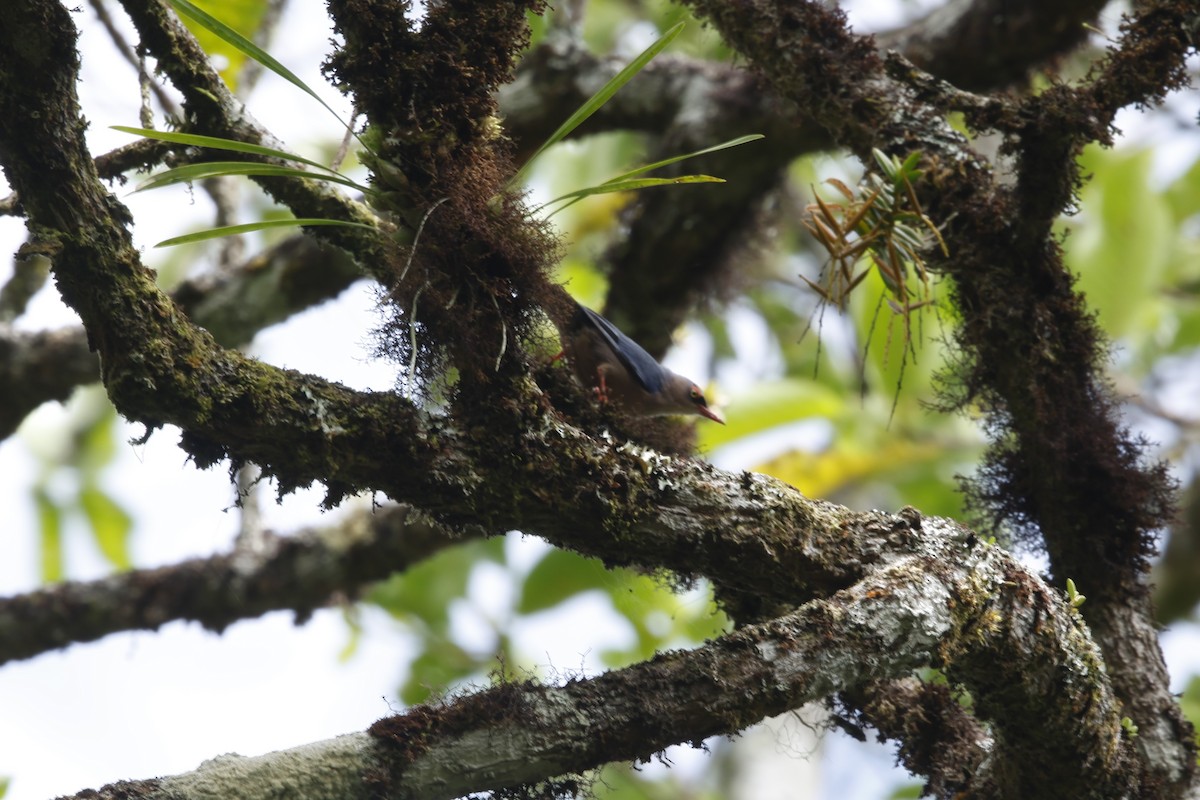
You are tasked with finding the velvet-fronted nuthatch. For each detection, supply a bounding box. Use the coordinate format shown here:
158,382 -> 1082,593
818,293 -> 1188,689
560,302 -> 724,424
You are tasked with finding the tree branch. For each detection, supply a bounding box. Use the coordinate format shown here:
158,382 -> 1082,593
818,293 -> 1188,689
876,0 -> 1110,90
836,677 -> 991,798
0,234 -> 363,440
0,326 -> 98,435
1,0 -> 1191,794
52,514 -> 1136,799
678,0 -> 1195,789
0,504 -> 467,666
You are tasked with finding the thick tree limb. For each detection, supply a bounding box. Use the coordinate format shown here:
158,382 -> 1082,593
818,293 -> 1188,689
0,0 -> 1190,795
0,504 -> 467,666
876,0 -> 1110,90
52,514 -> 1136,800
679,0 -> 1195,790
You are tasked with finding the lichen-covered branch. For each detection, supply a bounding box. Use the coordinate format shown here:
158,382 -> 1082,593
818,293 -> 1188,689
679,0 -> 1194,789
876,0 -> 1111,90
1,0 -> 1193,794
50,515 -> 1137,799
0,235 -> 363,440
0,504 -> 466,666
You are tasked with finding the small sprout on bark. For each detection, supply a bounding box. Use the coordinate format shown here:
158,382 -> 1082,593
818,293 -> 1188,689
1066,578 -> 1086,609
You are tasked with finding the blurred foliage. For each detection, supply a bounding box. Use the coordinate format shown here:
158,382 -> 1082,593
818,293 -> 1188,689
1181,674 -> 1200,738
367,537 -> 507,705
887,783 -> 925,799
1066,144 -> 1200,361
22,387 -> 132,582
579,0 -> 729,59
367,535 -> 727,705
594,764 -> 724,800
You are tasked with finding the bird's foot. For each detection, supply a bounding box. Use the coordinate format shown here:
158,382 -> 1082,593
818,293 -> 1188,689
593,371 -> 611,405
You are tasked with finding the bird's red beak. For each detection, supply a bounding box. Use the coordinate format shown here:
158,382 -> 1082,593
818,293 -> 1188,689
698,405 -> 725,424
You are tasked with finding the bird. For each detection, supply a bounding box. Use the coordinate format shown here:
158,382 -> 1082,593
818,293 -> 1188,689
558,301 -> 724,424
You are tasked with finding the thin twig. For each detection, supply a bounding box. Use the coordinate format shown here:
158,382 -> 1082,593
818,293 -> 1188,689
88,0 -> 180,116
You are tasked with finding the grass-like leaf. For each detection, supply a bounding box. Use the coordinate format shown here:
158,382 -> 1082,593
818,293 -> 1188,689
605,134 -> 764,183
509,21 -> 686,188
540,134 -> 762,216
133,161 -> 372,194
155,218 -> 377,248
112,126 -> 343,176
167,0 -> 351,129
543,175 -> 723,217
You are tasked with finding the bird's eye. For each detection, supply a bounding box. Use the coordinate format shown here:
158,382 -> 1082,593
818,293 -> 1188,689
690,387 -> 703,402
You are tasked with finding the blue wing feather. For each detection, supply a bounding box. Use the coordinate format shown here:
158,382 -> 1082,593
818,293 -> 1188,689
577,304 -> 668,393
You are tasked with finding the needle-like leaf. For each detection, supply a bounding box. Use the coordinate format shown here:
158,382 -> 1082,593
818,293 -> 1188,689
155,218 -> 377,248
132,161 -> 371,194
112,126 -> 346,177
509,21 -> 686,188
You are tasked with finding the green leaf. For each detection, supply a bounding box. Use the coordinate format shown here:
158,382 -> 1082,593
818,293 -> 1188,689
367,538 -> 503,627
517,549 -> 612,614
510,21 -> 686,187
1164,154 -> 1200,219
79,485 -> 133,571
543,175 -> 723,215
604,134 -> 765,183
338,605 -> 363,662
34,487 -> 63,584
177,0 -> 267,88
540,134 -> 763,216
111,126 -> 345,176
133,161 -> 371,194
1167,306 -> 1200,351
155,218 -> 378,247
1179,675 -> 1200,729
167,0 -> 348,127
400,640 -> 479,705
77,392 -> 119,473
1067,146 -> 1170,339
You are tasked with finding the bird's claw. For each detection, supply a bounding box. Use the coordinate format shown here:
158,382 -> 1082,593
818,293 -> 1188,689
594,372 -> 610,404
